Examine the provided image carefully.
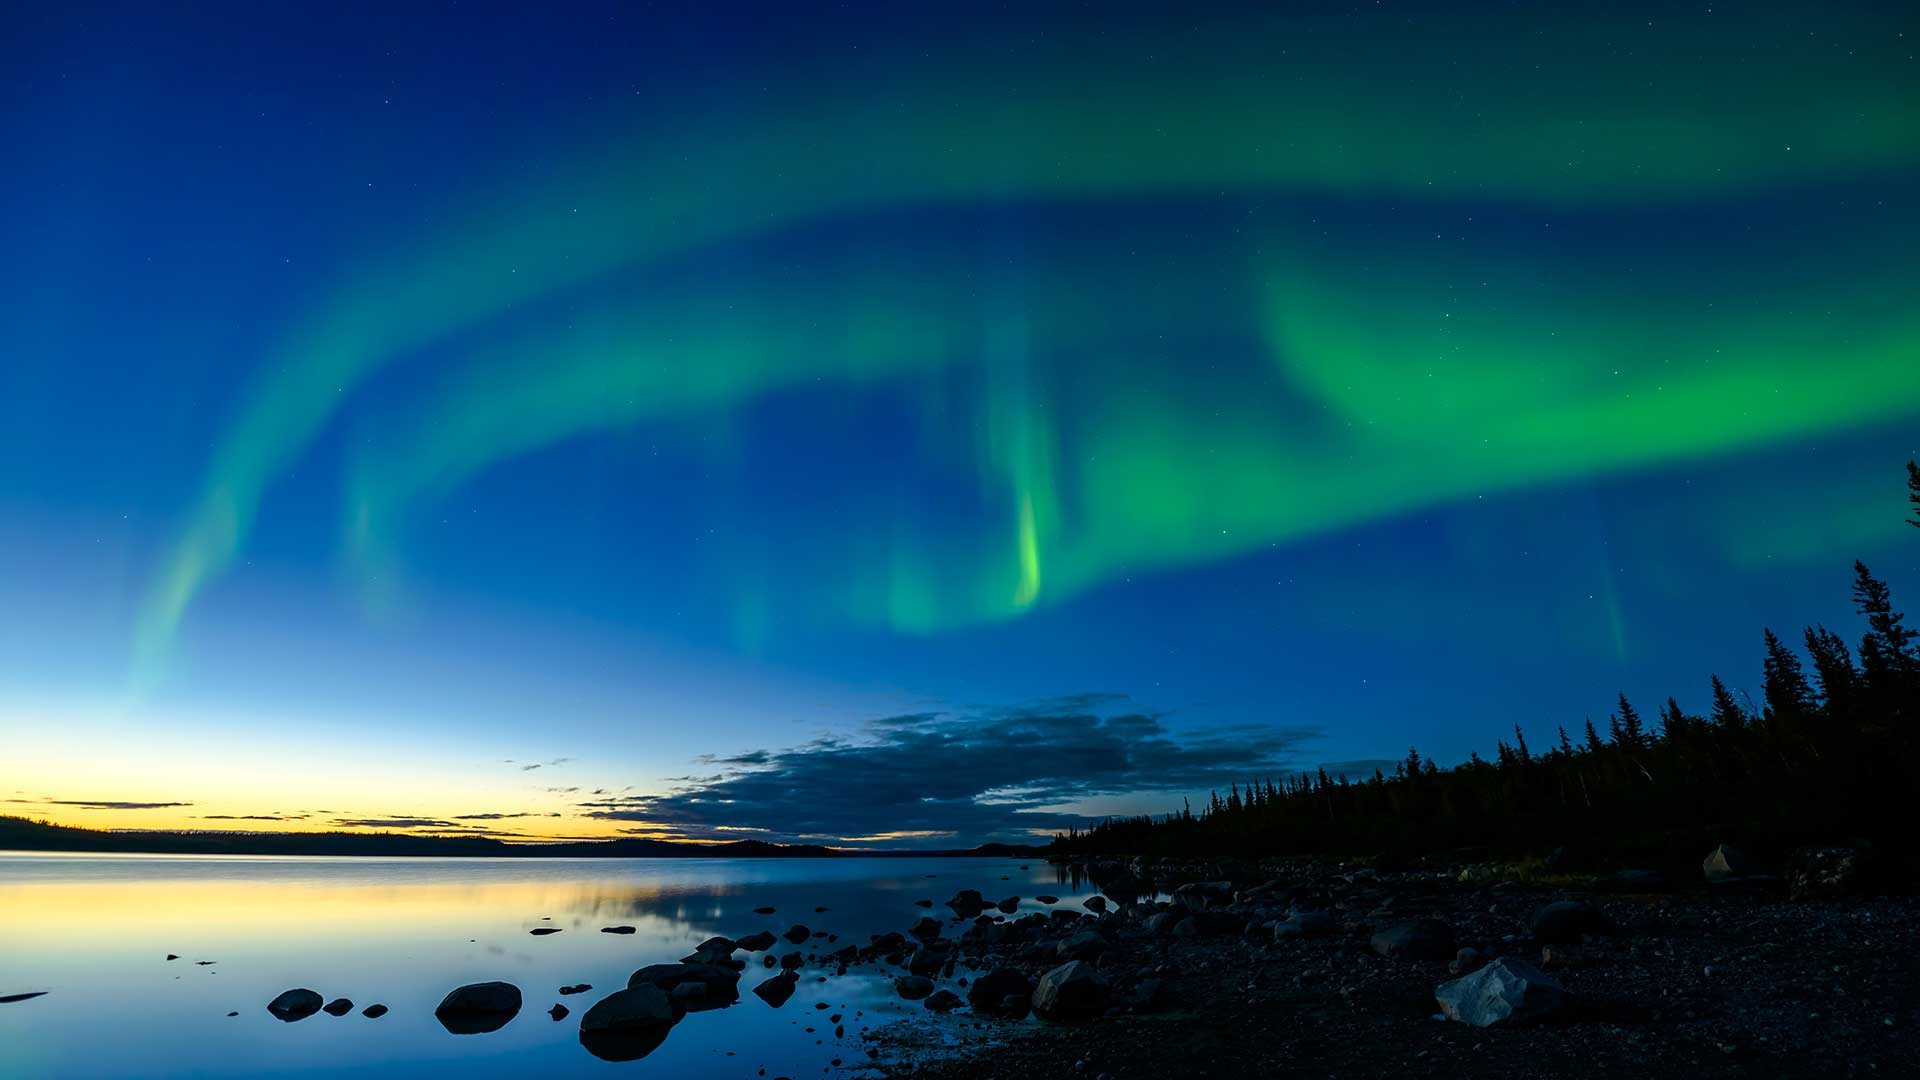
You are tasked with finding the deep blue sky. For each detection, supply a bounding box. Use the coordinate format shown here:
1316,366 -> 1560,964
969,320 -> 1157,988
3,2 -> 1916,843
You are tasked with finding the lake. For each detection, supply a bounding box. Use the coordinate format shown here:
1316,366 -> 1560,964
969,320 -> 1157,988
0,852 -> 1095,1079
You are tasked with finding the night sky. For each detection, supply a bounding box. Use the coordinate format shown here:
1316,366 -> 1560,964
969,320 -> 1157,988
3,3 -> 1916,844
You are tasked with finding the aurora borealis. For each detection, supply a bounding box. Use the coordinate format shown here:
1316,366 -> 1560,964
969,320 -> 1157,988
3,3 -> 1917,843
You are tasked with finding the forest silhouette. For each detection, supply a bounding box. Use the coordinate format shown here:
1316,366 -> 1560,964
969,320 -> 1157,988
1051,460 -> 1920,871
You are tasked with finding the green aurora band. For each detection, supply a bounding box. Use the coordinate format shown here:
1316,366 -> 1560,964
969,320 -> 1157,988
136,8 -> 1920,680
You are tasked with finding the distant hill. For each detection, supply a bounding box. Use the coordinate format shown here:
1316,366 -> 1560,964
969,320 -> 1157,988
0,816 -> 1049,859
0,816 -> 840,858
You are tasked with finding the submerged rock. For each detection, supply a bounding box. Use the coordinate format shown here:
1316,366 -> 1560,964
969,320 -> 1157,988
529,927 -> 562,936
267,988 -> 323,1023
600,925 -> 637,935
548,1003 -> 569,1021
783,924 -> 811,945
1435,957 -> 1571,1027
322,998 -> 353,1017
362,1004 -> 389,1019
434,981 -> 522,1035
946,890 -> 988,917
1035,895 -> 1059,904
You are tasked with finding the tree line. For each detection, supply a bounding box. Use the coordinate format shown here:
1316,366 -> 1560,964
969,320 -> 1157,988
1051,461 -> 1920,868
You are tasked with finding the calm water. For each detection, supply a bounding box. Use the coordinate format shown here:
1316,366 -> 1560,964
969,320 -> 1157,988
0,853 -> 1094,1080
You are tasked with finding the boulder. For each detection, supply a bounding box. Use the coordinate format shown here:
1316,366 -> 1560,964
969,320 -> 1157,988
548,1003 -> 568,1021
579,986 -> 678,1062
1056,930 -> 1108,961
1036,895 -> 1060,904
1171,881 -> 1234,911
751,971 -> 798,1008
778,951 -> 803,970
434,981 -> 522,1034
266,988 -> 323,1023
1032,960 -> 1108,1020
783,924 -> 811,945
529,927 -> 562,936
1789,847 -> 1862,900
600,925 -> 637,935
753,906 -> 776,915
1145,912 -> 1185,936
1435,957 -> 1571,1027
322,998 -> 353,1017
1082,895 -> 1108,912
895,975 -> 935,1001
361,1004 -> 388,1019
907,943 -> 952,975
923,989 -> 963,1012
1529,900 -> 1613,943
1371,919 -> 1456,961
997,896 -> 1021,914
967,968 -> 1034,1015
910,916 -> 943,940
1702,843 -> 1755,884
1273,909 -> 1336,940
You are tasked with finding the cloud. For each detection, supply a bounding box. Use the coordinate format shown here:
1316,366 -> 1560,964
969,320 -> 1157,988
451,812 -> 563,820
579,696 -> 1318,845
199,813 -> 308,821
330,817 -> 462,829
34,800 -> 193,811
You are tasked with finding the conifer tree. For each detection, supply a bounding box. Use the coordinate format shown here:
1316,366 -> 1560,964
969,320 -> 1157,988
1762,628 -> 1815,727
1710,675 -> 1745,729
1616,693 -> 1646,749
1908,459 -> 1920,528
1583,716 -> 1606,753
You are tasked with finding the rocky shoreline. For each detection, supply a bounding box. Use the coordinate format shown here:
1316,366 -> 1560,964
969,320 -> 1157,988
861,848 -> 1916,1079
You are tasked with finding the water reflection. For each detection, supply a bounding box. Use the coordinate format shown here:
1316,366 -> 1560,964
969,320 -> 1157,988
0,853 -> 1093,1079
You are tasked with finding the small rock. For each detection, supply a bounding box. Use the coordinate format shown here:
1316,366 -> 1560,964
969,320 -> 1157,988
895,975 -> 935,1001
529,927 -> 562,936
1702,843 -> 1754,884
1371,919 -> 1456,961
362,1004 -> 388,1019
923,989 -> 963,1012
1435,957 -> 1571,1027
601,925 -> 637,935
549,1003 -> 569,1021
322,998 -> 353,1017
1450,947 -> 1485,975
783,924 -> 811,945
1530,900 -> 1613,943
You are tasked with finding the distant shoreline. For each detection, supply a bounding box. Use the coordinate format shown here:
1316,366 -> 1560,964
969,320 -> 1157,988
0,815 -> 1048,860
